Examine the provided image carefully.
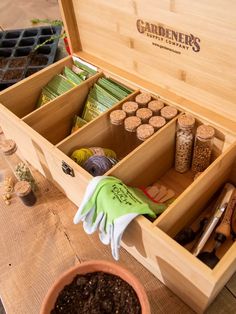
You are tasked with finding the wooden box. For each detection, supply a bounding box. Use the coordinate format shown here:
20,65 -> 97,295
0,0 -> 236,312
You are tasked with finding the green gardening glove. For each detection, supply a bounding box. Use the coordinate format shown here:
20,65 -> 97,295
73,176 -> 156,260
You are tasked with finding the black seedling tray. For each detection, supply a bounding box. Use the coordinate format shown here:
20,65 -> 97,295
0,25 -> 61,91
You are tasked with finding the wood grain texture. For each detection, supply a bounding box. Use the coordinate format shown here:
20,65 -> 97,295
23,72 -> 102,144
62,0 -> 236,121
0,165 -> 235,313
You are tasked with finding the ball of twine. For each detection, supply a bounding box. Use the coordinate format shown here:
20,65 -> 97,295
83,155 -> 114,176
71,148 -> 117,166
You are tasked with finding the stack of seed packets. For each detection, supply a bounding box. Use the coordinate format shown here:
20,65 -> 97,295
81,77 -> 133,123
37,60 -> 97,108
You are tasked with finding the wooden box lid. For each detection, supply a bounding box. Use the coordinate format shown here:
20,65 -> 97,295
60,0 -> 236,122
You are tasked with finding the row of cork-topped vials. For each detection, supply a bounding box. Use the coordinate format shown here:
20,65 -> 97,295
110,92 -> 178,152
110,92 -> 215,175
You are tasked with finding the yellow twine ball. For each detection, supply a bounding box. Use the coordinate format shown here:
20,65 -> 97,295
71,148 -> 93,165
71,147 -> 117,166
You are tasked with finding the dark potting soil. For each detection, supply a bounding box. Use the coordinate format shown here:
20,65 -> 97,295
51,271 -> 141,314
3,69 -> 23,80
9,57 -> 27,68
29,54 -> 48,66
0,58 -> 8,68
25,68 -> 40,77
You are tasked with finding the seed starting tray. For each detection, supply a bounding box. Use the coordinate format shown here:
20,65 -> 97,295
0,26 -> 61,90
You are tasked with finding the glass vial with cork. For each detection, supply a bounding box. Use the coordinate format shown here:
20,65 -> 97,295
0,139 -> 37,191
14,180 -> 37,206
136,124 -> 155,144
160,106 -> 178,121
148,99 -> 165,115
135,92 -> 152,108
122,101 -> 138,116
175,114 -> 196,173
149,116 -> 166,131
191,125 -> 215,173
136,108 -> 153,123
124,116 -> 142,152
109,109 -> 126,149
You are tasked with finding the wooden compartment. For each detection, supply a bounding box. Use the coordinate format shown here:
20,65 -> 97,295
57,91 -> 176,160
23,72 -> 103,145
0,56 -> 73,118
0,0 -> 236,312
23,72 -> 139,146
118,141 -> 236,313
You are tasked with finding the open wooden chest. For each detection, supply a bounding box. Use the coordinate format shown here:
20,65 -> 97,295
0,0 -> 236,312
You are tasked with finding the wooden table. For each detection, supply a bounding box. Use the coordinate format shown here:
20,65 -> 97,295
0,158 -> 235,314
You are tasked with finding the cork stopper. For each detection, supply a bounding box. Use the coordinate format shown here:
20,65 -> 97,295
135,93 -> 152,107
178,114 -> 195,129
136,108 -> 153,123
15,180 -> 32,197
0,139 -> 17,156
137,124 -> 154,141
124,116 -> 142,132
196,125 -> 215,140
110,110 -> 126,125
122,101 -> 138,116
0,126 -> 3,135
160,106 -> 178,120
148,100 -> 165,114
149,116 -> 166,130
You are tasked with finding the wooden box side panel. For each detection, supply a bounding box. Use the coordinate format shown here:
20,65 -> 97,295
41,147 -> 92,206
61,0 -> 236,121
121,217 -> 213,313
0,105 -> 49,176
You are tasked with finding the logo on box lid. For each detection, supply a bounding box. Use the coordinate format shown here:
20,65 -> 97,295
136,19 -> 201,54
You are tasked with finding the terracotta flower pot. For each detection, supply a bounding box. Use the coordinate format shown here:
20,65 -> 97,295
40,260 -> 151,314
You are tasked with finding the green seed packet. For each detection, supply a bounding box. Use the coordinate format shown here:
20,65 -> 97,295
74,60 -> 97,76
97,78 -> 128,100
63,67 -> 83,85
107,77 -> 133,94
47,74 -> 75,95
72,65 -> 88,80
82,106 -> 100,122
71,115 -> 87,134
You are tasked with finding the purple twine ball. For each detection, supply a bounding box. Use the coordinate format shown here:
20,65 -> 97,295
83,155 -> 114,176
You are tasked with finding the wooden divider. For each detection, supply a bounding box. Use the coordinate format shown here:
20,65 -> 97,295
23,72 -> 102,144
56,90 -> 140,157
